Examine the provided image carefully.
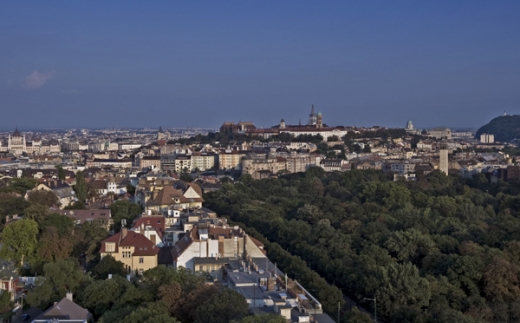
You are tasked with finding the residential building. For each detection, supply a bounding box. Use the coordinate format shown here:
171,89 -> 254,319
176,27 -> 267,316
29,180 -> 76,208
173,224 -> 266,272
33,293 -> 93,322
191,152 -> 217,171
219,150 -> 247,170
100,228 -> 160,276
53,209 -> 112,229
480,133 -> 495,144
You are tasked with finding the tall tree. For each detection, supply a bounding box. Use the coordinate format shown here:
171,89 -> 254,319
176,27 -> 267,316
74,171 -> 88,203
0,219 -> 38,264
37,226 -> 73,262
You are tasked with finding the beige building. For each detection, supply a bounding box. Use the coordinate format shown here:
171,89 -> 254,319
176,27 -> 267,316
241,154 -> 287,179
219,150 -> 247,170
139,156 -> 161,169
100,228 -> 160,276
480,133 -> 495,144
145,183 -> 204,211
428,127 -> 452,140
191,152 -> 217,171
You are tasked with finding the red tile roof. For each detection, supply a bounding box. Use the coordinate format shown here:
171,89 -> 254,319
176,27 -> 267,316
100,230 -> 159,256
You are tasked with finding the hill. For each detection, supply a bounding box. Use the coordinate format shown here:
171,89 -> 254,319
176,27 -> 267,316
475,115 -> 520,141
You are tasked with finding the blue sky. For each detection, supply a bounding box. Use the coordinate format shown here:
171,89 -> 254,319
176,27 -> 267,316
1,1 -> 519,129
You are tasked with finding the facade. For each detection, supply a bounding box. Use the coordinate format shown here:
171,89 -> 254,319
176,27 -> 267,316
241,154 -> 287,178
100,228 -> 160,275
219,150 -> 247,170
7,129 -> 26,155
145,183 -> 204,211
173,224 -> 266,272
480,133 -> 495,144
429,127 -> 452,140
439,141 -> 449,175
191,152 -> 217,171
139,156 -> 161,169
319,159 -> 348,172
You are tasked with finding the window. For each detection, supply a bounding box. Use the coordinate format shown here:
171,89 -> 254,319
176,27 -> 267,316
139,257 -> 144,264
138,269 -> 143,275
123,251 -> 131,259
105,243 -> 115,252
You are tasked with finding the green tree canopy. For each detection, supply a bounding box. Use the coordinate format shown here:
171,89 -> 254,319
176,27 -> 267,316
193,289 -> 249,323
92,255 -> 127,280
0,219 -> 38,264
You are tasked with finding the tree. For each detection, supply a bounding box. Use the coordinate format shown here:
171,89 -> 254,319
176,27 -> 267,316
180,173 -> 192,182
82,276 -> 141,319
56,165 -> 66,181
74,171 -> 88,203
92,255 -> 127,279
110,200 -> 142,232
327,135 -> 339,142
343,308 -> 373,323
27,258 -> 85,308
375,262 -> 431,316
24,203 -> 49,224
8,178 -> 37,195
37,226 -> 73,262
27,190 -> 59,207
239,174 -> 253,185
0,193 -> 30,224
0,219 -> 38,265
159,281 -> 182,315
194,289 -> 249,323
73,221 -> 109,263
40,213 -> 74,236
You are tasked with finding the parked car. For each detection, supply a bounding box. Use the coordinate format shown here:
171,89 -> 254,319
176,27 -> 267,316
21,314 -> 30,321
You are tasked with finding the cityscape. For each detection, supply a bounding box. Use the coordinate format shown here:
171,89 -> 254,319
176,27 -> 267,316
1,2 -> 520,323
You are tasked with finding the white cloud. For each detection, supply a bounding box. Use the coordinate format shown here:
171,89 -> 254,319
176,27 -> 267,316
22,70 -> 56,89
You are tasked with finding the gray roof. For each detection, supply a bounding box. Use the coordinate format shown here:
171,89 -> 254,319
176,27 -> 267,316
35,297 -> 92,321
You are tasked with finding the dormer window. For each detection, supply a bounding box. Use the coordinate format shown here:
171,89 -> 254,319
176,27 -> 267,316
105,242 -> 115,252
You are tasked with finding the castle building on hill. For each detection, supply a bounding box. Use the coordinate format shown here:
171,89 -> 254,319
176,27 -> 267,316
246,105 -> 348,140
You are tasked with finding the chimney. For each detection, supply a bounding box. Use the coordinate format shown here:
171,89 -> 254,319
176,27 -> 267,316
121,228 -> 128,240
66,292 -> 73,302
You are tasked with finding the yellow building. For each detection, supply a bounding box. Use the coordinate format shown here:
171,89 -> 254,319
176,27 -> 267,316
100,228 -> 160,276
218,150 -> 247,170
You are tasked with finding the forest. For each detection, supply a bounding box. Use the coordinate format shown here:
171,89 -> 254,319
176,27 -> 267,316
206,168 -> 520,323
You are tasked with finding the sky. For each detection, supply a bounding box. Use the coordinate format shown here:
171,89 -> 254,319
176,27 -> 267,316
1,1 -> 520,130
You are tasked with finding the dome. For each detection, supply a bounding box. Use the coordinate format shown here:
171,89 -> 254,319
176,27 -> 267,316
317,111 -> 322,117
12,128 -> 21,137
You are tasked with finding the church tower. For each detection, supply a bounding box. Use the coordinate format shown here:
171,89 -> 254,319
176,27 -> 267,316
279,119 -> 286,129
308,105 -> 317,126
316,111 -> 323,128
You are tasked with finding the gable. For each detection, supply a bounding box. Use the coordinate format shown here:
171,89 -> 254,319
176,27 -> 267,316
183,186 -> 201,199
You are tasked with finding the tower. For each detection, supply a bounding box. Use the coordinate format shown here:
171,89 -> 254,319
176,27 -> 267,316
316,111 -> 323,128
308,105 -> 317,126
279,119 -> 286,129
439,140 -> 448,175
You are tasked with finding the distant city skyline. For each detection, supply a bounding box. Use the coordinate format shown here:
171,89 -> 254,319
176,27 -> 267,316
1,1 -> 519,129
